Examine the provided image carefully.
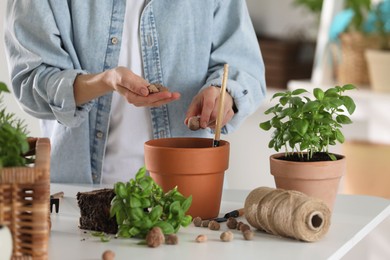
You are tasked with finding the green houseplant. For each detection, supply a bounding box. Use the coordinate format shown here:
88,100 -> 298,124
364,0 -> 390,92
331,0 -> 390,87
259,84 -> 356,210
0,82 -> 51,259
0,82 -> 30,168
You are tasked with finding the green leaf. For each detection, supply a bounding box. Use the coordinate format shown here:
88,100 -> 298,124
129,227 -> 141,237
290,97 -> 303,106
259,121 -> 271,131
302,100 -> 320,112
129,196 -> 142,208
293,119 -> 309,136
328,98 -> 344,108
130,207 -> 144,221
149,206 -> 163,222
135,166 -> 146,180
291,88 -> 308,95
341,96 -> 356,115
279,96 -> 289,106
140,217 -> 153,230
0,82 -> 10,93
110,197 -> 124,218
114,182 -> 127,198
335,129 -> 345,143
154,221 -> 175,235
91,231 -> 105,237
313,88 -> 325,100
139,178 -> 152,191
169,201 -> 181,214
328,153 -> 337,161
181,195 -> 192,213
264,105 -> 278,115
280,107 -> 294,117
115,210 -> 126,224
140,198 -> 151,208
271,92 -> 286,100
336,115 -> 352,124
181,215 -> 192,227
341,84 -> 356,91
324,88 -> 338,97
100,236 -> 111,242
118,225 -> 131,238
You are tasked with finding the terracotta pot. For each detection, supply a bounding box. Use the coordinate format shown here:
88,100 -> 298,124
144,137 -> 229,219
269,153 -> 346,211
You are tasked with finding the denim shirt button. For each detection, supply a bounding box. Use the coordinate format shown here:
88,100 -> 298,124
92,173 -> 98,180
111,37 -> 118,45
96,131 -> 104,139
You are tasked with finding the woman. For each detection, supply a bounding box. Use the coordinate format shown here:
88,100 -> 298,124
4,0 -> 266,184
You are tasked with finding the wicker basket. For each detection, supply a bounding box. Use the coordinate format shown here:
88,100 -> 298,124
0,138 -> 51,260
332,32 -> 381,86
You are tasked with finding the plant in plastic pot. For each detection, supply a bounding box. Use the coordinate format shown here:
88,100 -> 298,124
364,0 -> 390,92
259,85 -> 356,210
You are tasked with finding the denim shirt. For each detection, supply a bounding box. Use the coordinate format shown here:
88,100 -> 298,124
5,0 -> 266,184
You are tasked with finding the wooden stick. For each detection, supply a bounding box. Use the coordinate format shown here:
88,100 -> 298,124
213,64 -> 229,147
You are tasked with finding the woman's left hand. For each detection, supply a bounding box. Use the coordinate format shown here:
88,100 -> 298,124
185,86 -> 234,129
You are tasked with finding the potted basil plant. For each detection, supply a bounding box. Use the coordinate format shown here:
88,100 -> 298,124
259,84 -> 356,211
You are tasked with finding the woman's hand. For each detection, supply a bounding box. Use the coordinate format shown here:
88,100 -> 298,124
74,67 -> 180,106
185,86 -> 234,129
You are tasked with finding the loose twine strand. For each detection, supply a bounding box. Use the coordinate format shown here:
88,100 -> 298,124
244,187 -> 331,242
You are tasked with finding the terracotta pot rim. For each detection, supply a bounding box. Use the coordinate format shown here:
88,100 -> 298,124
145,137 -> 229,151
270,152 -> 345,163
150,171 -> 226,177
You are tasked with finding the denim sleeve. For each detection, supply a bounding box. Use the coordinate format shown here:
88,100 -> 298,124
204,0 -> 267,133
4,1 -> 93,128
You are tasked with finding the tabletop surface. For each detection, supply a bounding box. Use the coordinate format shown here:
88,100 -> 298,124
49,184 -> 390,260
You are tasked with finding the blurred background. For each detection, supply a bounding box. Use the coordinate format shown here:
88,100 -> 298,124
1,1 -> 389,258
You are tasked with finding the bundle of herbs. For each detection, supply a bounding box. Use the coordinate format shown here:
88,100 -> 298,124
108,167 -> 192,240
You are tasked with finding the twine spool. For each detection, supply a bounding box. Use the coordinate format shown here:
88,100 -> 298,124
244,187 -> 331,242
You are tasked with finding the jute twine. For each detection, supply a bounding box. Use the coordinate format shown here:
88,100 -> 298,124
244,187 -> 331,242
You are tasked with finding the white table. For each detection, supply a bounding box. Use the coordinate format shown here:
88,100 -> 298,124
49,184 -> 390,260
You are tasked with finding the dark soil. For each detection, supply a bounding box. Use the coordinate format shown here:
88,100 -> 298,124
278,152 -> 342,162
76,188 -> 117,234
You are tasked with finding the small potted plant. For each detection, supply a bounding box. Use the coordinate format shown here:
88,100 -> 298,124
259,84 -> 356,210
0,82 -> 30,167
0,82 -> 51,259
330,0 -> 376,86
364,0 -> 390,92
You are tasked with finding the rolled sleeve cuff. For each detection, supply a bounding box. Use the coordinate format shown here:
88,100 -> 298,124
203,78 -> 265,134
47,70 -> 95,127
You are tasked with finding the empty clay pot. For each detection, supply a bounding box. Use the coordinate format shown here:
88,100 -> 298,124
144,137 -> 229,219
